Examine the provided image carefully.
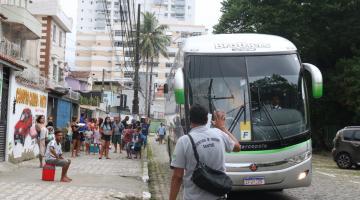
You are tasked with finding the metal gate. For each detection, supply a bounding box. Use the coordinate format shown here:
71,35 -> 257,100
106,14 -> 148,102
56,99 -> 71,130
0,67 -> 9,161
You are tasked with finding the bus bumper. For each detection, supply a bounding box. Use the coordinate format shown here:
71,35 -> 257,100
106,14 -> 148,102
228,157 -> 312,191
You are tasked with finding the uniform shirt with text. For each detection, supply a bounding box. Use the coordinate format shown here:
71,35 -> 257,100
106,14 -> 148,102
170,126 -> 235,200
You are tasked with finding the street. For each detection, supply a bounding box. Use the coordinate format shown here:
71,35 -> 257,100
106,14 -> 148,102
228,154 -> 360,200
148,136 -> 360,200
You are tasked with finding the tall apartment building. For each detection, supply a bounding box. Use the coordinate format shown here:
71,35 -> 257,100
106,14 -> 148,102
142,0 -> 195,24
75,0 -> 204,116
75,0 -> 141,114
140,1 -> 205,117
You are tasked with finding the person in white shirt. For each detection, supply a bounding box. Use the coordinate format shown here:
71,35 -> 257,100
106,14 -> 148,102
45,130 -> 72,182
169,104 -> 241,200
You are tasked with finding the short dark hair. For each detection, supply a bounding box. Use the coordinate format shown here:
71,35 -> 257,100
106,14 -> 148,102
189,104 -> 208,125
72,116 -> 77,122
54,130 -> 62,135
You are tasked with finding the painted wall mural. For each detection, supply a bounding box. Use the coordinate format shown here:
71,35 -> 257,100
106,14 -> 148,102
7,80 -> 47,163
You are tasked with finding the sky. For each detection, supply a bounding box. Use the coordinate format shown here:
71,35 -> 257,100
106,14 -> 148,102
60,0 -> 223,68
194,0 -> 223,33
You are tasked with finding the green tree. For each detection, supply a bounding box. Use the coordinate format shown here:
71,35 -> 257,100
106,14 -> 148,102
140,12 -> 170,117
214,0 -> 360,150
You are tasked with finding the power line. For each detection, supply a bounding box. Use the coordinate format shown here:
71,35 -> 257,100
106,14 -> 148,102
119,0 -> 136,77
120,3 -> 134,77
102,0 -> 124,73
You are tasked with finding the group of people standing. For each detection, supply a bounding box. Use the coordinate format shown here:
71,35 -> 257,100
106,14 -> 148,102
69,114 -> 150,160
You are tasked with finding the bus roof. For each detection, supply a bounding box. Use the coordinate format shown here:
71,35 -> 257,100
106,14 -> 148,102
182,33 -> 297,54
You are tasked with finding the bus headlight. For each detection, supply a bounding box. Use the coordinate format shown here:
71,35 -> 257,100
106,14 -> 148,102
286,151 -> 311,164
298,170 -> 309,180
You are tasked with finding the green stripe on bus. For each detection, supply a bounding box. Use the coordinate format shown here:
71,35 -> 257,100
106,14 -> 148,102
226,140 -> 309,155
175,89 -> 185,104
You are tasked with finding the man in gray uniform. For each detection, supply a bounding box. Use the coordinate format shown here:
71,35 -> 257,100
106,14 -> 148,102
169,104 -> 241,200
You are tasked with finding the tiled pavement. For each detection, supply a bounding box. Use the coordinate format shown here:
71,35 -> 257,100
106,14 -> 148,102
0,150 -> 150,200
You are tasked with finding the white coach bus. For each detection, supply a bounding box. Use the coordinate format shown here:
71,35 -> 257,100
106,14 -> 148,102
164,33 -> 323,191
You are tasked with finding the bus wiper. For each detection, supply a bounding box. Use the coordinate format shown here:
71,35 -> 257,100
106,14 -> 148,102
228,88 -> 247,133
208,79 -> 215,114
228,105 -> 244,132
261,102 -> 284,144
207,78 -> 234,114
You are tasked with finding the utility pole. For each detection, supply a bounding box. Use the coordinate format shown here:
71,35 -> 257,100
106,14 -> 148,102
132,4 -> 141,115
147,58 -> 154,117
101,68 -> 105,103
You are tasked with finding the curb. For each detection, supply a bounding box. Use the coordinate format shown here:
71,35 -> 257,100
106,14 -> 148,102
141,145 -> 151,200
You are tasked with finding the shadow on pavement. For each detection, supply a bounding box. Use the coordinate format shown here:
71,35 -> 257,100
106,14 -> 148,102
228,190 -> 296,200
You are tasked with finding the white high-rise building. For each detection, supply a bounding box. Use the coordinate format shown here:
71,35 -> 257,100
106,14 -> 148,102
141,0 -> 195,24
75,0 -> 205,116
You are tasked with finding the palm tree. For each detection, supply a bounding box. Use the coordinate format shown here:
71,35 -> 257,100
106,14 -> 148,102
140,12 -> 170,117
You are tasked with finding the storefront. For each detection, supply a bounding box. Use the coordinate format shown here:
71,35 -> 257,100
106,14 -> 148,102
0,66 -> 10,161
6,76 -> 47,163
0,60 -> 25,162
47,91 -> 79,131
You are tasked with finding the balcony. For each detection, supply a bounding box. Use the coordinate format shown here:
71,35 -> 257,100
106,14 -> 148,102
14,60 -> 45,89
47,77 -> 69,95
0,36 -> 21,62
65,90 -> 80,101
27,0 -> 73,32
0,4 -> 41,39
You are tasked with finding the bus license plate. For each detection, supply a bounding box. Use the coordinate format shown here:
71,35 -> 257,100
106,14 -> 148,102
243,177 -> 265,186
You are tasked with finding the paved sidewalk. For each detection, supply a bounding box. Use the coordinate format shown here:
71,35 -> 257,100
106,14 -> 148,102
0,150 -> 150,200
148,134 -> 182,200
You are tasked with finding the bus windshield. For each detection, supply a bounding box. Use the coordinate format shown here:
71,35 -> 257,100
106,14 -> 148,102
187,56 -> 250,141
247,54 -> 309,141
187,54 -> 309,142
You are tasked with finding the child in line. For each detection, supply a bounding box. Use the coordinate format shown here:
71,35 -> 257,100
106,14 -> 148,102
132,127 -> 143,159
93,125 -> 101,155
84,130 -> 93,155
123,125 -> 134,159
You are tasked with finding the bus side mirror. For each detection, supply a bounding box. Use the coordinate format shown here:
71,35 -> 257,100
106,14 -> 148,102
164,84 -> 169,94
174,68 -> 185,104
303,63 -> 323,98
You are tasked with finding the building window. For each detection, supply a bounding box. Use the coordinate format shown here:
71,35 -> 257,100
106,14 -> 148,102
125,51 -> 133,57
53,64 -> 58,80
114,41 -> 123,47
115,30 -> 125,36
165,73 -> 170,77
58,68 -> 63,82
52,25 -> 57,42
166,62 -> 172,68
59,31 -> 62,47
168,52 -> 176,57
124,71 -> 134,78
